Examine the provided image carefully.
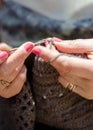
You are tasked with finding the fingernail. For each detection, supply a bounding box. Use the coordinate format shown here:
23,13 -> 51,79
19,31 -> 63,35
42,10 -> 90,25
24,42 -> 34,52
32,48 -> 40,56
0,51 -> 8,59
53,37 -> 62,42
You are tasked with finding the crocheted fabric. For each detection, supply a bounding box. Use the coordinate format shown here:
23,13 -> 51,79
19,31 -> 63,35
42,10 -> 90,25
11,82 -> 36,130
0,82 -> 36,130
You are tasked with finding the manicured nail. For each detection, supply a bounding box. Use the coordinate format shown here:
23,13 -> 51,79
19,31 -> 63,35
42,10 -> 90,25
24,42 -> 34,52
53,37 -> 62,42
32,48 -> 40,56
0,51 -> 8,59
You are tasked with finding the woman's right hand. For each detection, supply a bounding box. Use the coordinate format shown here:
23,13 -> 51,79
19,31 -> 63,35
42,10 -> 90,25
0,42 -> 34,98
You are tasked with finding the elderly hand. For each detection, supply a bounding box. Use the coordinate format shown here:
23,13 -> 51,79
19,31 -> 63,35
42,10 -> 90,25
0,42 -> 34,98
32,38 -> 93,100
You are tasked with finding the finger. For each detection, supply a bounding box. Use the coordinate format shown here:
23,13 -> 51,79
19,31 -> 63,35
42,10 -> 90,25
58,76 -> 89,99
59,74 -> 90,90
0,66 -> 27,98
0,61 -> 24,82
0,51 -> 9,64
0,43 -> 11,51
0,42 -> 34,76
32,45 -> 59,62
32,46 -> 93,79
6,63 -> 24,82
61,74 -> 93,99
54,38 -> 93,53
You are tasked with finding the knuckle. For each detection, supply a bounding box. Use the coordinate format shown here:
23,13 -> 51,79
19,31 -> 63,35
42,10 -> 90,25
21,66 -> 27,74
60,58 -> 71,73
19,71 -> 27,82
20,73 -> 26,82
25,67 -> 27,73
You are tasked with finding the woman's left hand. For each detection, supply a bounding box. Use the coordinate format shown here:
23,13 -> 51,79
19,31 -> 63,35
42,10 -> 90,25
32,38 -> 93,100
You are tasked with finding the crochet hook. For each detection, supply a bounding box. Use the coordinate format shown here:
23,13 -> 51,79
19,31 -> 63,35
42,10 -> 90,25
6,39 -> 47,54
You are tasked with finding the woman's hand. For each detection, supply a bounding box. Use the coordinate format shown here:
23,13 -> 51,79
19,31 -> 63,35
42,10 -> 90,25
0,42 -> 34,98
32,38 -> 93,100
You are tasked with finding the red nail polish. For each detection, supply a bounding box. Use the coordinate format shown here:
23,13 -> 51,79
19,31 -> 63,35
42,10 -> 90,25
53,37 -> 62,42
24,42 -> 34,52
0,51 -> 8,59
32,49 -> 40,56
